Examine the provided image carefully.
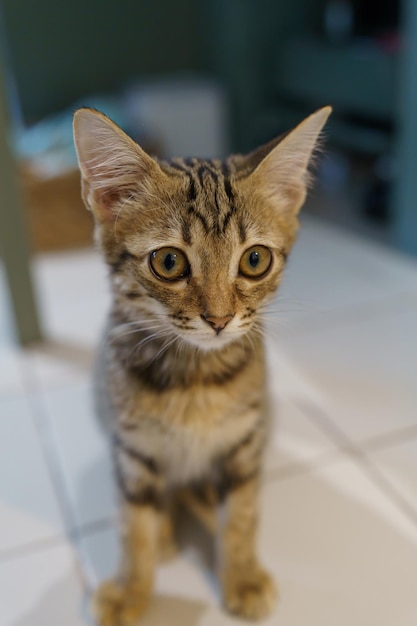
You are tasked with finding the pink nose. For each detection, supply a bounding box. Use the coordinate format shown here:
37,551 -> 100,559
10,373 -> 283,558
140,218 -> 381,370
202,314 -> 234,335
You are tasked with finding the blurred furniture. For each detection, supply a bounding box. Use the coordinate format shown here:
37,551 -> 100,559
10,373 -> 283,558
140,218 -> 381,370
206,0 -> 417,256
2,0 -> 416,255
0,57 -> 42,344
392,0 -> 417,255
1,0 -> 203,122
21,165 -> 93,252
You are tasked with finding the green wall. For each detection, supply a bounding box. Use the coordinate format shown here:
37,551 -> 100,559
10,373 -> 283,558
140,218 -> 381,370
2,0 -> 204,122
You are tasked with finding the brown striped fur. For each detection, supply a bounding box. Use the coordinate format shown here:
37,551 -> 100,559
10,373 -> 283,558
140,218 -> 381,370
73,106 -> 331,624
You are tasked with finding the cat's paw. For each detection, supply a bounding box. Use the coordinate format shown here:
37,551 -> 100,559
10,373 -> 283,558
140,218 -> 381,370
93,580 -> 150,626
223,566 -> 278,621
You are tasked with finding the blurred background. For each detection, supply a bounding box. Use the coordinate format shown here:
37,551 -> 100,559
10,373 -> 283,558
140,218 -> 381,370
1,2 -> 417,626
1,0 -> 417,345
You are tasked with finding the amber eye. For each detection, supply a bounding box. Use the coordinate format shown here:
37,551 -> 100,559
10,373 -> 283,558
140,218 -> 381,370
150,247 -> 190,281
239,245 -> 272,278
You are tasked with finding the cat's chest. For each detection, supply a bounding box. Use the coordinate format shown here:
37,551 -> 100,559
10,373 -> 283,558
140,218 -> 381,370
161,401 -> 258,484
125,382 -> 262,484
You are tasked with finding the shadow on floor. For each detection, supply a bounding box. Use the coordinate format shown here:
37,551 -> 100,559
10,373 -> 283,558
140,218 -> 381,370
12,572 -> 209,626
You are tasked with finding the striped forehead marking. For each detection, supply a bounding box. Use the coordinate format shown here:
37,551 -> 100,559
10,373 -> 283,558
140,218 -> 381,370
161,158 -> 246,243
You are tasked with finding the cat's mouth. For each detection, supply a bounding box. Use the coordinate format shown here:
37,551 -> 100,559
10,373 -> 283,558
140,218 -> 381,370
172,318 -> 249,352
180,332 -> 238,352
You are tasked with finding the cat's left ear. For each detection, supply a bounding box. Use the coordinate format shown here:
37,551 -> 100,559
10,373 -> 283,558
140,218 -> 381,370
249,106 -> 332,215
73,108 -> 163,223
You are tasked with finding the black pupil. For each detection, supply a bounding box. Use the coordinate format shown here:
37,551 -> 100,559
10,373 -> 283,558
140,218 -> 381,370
164,253 -> 176,271
249,251 -> 260,268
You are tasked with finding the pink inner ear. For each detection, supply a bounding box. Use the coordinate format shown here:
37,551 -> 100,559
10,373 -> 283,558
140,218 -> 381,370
90,186 -> 135,223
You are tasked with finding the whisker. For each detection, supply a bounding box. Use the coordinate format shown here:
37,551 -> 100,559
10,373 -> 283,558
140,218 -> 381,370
128,330 -> 172,361
108,325 -> 165,345
109,319 -> 165,339
110,319 -> 160,332
258,316 -> 292,332
110,321 -> 163,334
148,334 -> 179,365
138,190 -> 178,217
245,331 -> 257,355
113,193 -> 136,241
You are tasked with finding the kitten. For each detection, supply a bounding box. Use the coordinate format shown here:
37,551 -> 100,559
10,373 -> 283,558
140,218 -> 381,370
73,106 -> 331,624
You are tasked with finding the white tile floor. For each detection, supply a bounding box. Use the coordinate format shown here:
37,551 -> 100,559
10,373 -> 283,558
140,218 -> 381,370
1,215 -> 417,626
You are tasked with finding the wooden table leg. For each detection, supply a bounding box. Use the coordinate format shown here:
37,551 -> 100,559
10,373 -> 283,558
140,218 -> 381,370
0,56 -> 42,344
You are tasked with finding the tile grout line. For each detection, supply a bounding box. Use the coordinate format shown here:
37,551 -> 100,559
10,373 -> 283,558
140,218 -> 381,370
263,447 -> 350,486
17,357 -> 95,592
354,422 -> 417,455
0,515 -> 117,568
0,533 -> 68,564
77,515 -> 118,537
292,398 -> 417,528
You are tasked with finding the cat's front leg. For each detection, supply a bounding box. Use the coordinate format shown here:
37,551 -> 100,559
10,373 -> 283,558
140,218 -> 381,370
218,430 -> 277,621
157,499 -> 178,562
93,438 -> 164,626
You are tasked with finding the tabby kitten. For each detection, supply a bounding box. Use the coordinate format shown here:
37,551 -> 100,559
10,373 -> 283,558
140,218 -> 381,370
73,106 -> 331,625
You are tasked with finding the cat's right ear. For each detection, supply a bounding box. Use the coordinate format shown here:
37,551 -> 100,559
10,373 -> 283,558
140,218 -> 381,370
73,108 -> 160,222
243,107 -> 331,218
